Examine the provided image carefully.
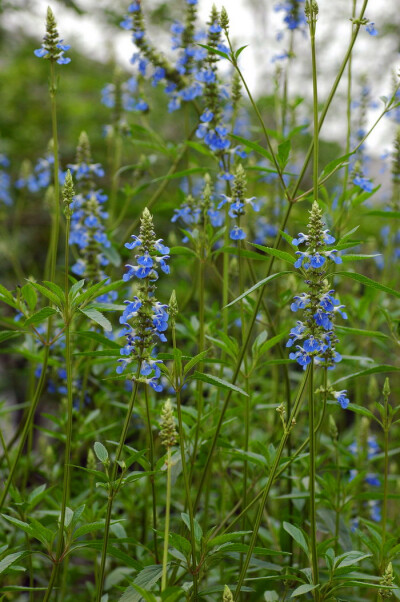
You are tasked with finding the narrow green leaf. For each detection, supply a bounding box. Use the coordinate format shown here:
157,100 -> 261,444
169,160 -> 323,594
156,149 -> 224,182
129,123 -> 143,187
235,44 -> 248,58
333,365 -> 400,385
0,331 -> 24,344
181,512 -> 203,543
69,279 -> 85,299
336,325 -> 389,340
24,307 -> 57,327
336,272 -> 400,299
249,243 -> 295,265
197,43 -> 230,60
43,281 -> 65,301
192,371 -> 248,397
277,139 -> 291,168
226,271 -> 291,308
29,282 -> 61,307
0,551 -> 26,575
230,134 -> 273,163
79,308 -> 112,332
365,210 -> 400,219
320,152 -> 353,179
341,254 -> 380,262
169,246 -> 197,257
183,350 -> 209,375
21,284 -> 37,311
291,584 -> 319,598
283,522 -> 309,556
73,520 -> 105,540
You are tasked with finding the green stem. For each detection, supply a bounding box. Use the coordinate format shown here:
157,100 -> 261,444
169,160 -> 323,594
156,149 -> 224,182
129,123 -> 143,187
226,35 -> 291,204
42,207 -> 74,602
48,59 -> 61,283
233,367 -> 310,600
95,375 -> 141,602
173,326 -> 198,599
109,133 -> 122,224
291,0 -> 369,200
194,203 -> 293,510
190,251 -> 206,484
308,361 -> 319,594
144,383 -> 159,563
161,446 -> 172,591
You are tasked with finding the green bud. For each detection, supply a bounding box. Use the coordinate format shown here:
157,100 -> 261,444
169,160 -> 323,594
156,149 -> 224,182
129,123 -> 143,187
379,562 -> 394,598
169,290 -> 178,325
223,585 -> 234,601
329,415 -> 338,441
383,377 -> 391,399
87,448 -> 96,471
62,169 -> 75,217
220,7 -> 229,31
160,399 -> 178,449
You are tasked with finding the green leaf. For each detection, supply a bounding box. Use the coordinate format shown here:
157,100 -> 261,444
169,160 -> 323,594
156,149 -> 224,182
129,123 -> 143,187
74,330 -> 121,349
235,44 -> 248,59
283,522 -> 309,555
334,551 -> 371,568
197,43 -> 230,60
226,271 -> 292,307
277,139 -> 291,168
127,584 -> 158,602
291,584 -> 319,598
333,365 -> 400,385
230,134 -> 273,163
168,532 -> 191,556
169,246 -> 197,257
73,520 -> 105,540
0,551 -> 26,575
69,279 -> 85,299
181,512 -> 203,543
21,284 -> 37,311
43,281 -> 65,302
119,565 -> 163,602
248,243 -> 295,265
24,307 -> 57,327
183,350 -> 209,375
320,152 -> 353,179
79,308 -> 112,332
335,325 -> 389,340
192,371 -> 248,397
73,279 -> 110,308
341,254 -> 380,262
0,331 -> 24,344
336,272 -> 400,299
185,141 -> 215,158
206,531 -> 252,549
29,282 -> 62,307
346,404 -> 377,421
365,210 -> 400,219
93,442 -> 108,463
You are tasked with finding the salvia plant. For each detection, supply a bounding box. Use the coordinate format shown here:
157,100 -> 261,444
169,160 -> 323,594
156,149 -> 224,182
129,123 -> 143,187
0,1 -> 400,601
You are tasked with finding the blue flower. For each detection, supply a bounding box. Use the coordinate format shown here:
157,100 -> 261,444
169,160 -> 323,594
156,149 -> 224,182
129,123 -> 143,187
365,22 -> 378,36
230,226 -> 246,240
333,389 -> 350,409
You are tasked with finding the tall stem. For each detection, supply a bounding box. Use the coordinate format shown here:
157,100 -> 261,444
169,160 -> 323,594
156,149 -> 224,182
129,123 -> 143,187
173,321 -> 198,598
42,192 -> 74,602
161,447 -> 172,591
308,360 -> 319,593
95,376 -> 141,601
233,368 -> 310,600
48,60 -> 61,283
144,383 -> 159,563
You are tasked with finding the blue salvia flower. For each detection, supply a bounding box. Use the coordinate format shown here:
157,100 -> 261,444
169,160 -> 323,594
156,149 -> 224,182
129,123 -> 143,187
118,208 -> 169,392
34,7 -> 71,65
15,143 -> 66,192
287,201 -> 346,371
217,164 -> 259,241
0,154 -> 12,206
68,132 -> 113,293
274,0 -> 306,31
